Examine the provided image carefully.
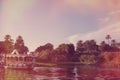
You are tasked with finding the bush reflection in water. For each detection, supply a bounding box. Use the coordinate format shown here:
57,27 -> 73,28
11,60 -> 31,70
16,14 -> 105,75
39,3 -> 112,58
1,65 -> 120,80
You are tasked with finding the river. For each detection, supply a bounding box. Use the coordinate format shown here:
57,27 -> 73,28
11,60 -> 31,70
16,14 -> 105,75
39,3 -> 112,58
1,65 -> 120,80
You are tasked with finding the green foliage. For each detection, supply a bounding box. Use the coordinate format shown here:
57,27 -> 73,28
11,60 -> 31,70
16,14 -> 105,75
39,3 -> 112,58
3,35 -> 14,53
35,43 -> 54,62
35,43 -> 53,53
14,36 -> 29,54
0,34 -> 120,65
99,52 -> 120,66
54,43 -> 75,62
79,55 -> 97,64
76,40 -> 100,55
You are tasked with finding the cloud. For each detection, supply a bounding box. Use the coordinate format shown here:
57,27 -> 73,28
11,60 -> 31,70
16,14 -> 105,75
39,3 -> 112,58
98,17 -> 110,24
68,22 -> 120,45
109,10 -> 120,15
98,10 -> 120,25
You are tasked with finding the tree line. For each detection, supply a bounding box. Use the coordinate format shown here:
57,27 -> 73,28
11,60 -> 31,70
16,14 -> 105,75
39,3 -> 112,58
0,34 -> 120,64
35,34 -> 120,64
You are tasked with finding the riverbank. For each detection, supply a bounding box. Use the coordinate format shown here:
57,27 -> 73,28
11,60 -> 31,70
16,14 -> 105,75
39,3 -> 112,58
35,62 -> 98,67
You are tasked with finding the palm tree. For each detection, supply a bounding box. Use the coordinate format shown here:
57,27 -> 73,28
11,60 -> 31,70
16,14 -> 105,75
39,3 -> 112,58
105,35 -> 111,45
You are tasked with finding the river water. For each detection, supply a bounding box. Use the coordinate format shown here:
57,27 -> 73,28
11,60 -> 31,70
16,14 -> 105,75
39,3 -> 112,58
1,65 -> 120,80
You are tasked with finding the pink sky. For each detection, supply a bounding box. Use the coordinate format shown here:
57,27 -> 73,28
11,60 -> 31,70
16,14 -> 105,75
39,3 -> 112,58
1,0 -> 120,51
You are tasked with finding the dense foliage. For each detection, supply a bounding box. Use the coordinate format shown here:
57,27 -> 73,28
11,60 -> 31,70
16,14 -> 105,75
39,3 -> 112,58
0,35 -> 29,54
0,34 -> 120,64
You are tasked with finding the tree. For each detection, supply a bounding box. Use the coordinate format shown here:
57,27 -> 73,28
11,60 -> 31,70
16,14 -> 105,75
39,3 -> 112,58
4,35 -> 11,42
76,40 -> 84,54
83,40 -> 90,54
37,49 -> 53,62
99,41 -> 110,52
35,43 -> 53,53
82,40 -> 99,54
14,36 -> 29,54
35,43 -> 54,62
111,40 -> 116,47
3,35 -> 14,54
111,40 -> 120,51
76,40 -> 100,64
51,43 -> 75,62
106,35 -> 111,45
51,44 -> 69,62
0,42 -> 4,54
89,40 -> 99,55
66,43 -> 75,61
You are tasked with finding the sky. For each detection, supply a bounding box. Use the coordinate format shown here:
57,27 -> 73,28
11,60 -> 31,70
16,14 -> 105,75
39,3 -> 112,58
0,0 -> 120,51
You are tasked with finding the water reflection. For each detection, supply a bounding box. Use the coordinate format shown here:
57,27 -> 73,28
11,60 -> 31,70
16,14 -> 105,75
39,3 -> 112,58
1,65 -> 120,80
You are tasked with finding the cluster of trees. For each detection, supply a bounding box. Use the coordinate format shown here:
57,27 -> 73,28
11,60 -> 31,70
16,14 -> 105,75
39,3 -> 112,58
0,35 -> 29,54
35,43 -> 76,63
35,35 -> 120,64
0,34 -> 120,64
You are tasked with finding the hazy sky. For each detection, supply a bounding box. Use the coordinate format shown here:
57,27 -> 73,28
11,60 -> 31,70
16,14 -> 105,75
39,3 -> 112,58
1,0 -> 120,51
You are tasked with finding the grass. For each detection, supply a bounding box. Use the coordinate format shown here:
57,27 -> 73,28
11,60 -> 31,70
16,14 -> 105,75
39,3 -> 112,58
35,61 -> 96,67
